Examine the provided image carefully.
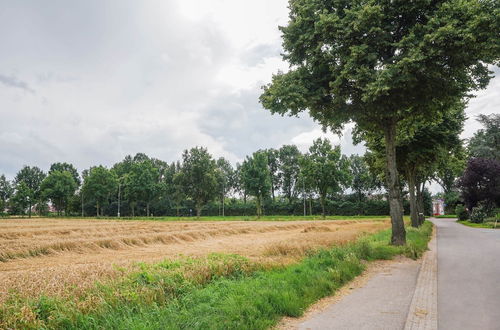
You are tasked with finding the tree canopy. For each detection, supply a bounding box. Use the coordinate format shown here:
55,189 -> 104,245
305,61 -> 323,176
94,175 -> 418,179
82,166 -> 117,217
177,147 -> 218,217
240,151 -> 272,218
301,138 -> 351,218
261,0 -> 499,244
40,171 -> 77,215
468,114 -> 500,160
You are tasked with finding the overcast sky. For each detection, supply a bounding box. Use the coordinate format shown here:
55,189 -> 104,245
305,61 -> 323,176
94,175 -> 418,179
1,0 -> 498,186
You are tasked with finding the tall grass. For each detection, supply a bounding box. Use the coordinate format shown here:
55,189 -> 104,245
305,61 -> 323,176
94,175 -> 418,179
0,222 -> 432,330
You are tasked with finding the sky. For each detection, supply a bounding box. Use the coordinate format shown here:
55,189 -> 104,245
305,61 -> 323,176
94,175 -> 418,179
1,0 -> 499,190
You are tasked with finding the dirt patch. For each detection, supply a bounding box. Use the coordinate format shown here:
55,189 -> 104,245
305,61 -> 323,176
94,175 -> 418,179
0,218 -> 389,302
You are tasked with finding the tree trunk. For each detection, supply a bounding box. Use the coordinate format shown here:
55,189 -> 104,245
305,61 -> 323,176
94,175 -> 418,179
416,181 -> 425,225
131,204 -> 135,217
320,195 -> 326,219
28,200 -> 32,218
146,202 -> 150,217
384,120 -> 406,245
407,168 -> 419,228
222,193 -> 225,217
256,194 -> 262,218
196,202 -> 202,219
309,198 -> 312,216
96,201 -> 100,217
176,205 -> 180,217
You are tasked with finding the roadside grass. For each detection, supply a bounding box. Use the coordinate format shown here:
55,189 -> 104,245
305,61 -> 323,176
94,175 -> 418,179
0,222 -> 432,330
457,220 -> 499,229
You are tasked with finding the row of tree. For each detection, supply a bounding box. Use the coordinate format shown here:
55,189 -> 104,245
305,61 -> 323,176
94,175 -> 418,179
1,113 -> 497,220
259,0 -> 500,244
0,139 -> 382,219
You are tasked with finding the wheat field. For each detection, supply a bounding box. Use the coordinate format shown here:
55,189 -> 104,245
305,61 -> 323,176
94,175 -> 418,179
0,218 -> 389,302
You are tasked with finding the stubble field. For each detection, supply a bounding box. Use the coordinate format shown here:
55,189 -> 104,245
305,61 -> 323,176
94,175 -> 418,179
0,217 -> 389,303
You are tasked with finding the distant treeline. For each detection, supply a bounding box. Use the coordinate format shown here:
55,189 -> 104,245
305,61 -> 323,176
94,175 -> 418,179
0,138 -> 433,218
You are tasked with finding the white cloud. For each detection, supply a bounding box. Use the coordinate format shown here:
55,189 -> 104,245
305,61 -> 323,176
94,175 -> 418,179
0,0 -> 498,185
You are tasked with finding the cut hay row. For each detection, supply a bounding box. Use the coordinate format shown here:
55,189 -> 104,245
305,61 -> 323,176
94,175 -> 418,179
0,220 -> 376,262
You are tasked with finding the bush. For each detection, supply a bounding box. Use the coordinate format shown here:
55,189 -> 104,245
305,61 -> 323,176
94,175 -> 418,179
470,205 -> 487,223
455,205 -> 469,221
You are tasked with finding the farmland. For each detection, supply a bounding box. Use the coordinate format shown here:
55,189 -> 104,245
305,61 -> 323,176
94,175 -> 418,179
0,217 -> 389,304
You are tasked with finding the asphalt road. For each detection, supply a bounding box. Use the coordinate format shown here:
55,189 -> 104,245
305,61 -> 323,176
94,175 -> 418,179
434,218 -> 500,330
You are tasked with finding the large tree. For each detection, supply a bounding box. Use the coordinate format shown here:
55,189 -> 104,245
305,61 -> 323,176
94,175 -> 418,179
40,171 -> 77,215
261,0 -> 499,244
301,138 -> 351,218
10,182 -> 31,215
264,148 -> 280,201
361,104 -> 466,226
349,154 -> 380,202
0,175 -> 12,213
216,157 -> 234,217
124,160 -> 161,217
458,158 -> 500,211
49,162 -> 81,187
14,166 -> 46,217
278,145 -> 302,203
240,151 -> 271,218
468,114 -> 500,160
170,162 -> 187,217
178,147 -> 218,218
82,166 -> 117,217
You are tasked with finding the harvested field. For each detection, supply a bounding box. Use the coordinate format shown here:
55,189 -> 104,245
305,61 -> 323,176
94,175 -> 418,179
0,218 -> 389,302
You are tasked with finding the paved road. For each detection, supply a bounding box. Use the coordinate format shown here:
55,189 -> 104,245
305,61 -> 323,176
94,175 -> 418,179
434,218 -> 500,330
298,258 -> 421,330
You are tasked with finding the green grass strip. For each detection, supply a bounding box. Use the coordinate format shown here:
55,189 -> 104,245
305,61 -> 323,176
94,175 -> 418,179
457,220 -> 499,229
1,222 -> 432,330
10,215 -> 390,222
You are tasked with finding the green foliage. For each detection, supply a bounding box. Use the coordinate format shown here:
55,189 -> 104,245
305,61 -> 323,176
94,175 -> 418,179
301,138 -> 351,217
9,181 -> 31,215
468,114 -> 500,160
215,157 -> 234,212
0,174 -> 12,213
455,204 -> 469,221
443,190 -> 460,214
14,166 -> 46,217
49,162 -> 81,187
123,159 -> 161,217
261,0 -> 500,244
240,151 -> 272,217
177,147 -> 218,217
349,154 -> 380,201
278,145 -> 301,202
264,148 -> 280,201
40,171 -> 77,215
82,166 -> 117,216
470,204 -> 488,224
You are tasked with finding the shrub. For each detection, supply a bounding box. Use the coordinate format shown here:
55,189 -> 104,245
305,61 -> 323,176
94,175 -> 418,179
455,205 -> 469,221
470,205 -> 487,223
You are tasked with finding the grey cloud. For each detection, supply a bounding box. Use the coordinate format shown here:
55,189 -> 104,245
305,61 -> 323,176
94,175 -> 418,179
0,0 -> 498,183
0,74 -> 35,93
242,43 -> 282,66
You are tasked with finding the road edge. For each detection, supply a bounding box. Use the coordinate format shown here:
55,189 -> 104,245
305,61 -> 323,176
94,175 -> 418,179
404,223 -> 438,330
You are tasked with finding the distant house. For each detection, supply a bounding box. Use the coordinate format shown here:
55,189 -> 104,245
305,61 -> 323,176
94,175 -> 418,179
432,198 -> 445,216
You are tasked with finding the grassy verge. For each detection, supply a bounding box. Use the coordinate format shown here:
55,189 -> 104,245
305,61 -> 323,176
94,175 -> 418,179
2,215 -> 390,222
0,222 -> 432,330
457,220 -> 499,229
